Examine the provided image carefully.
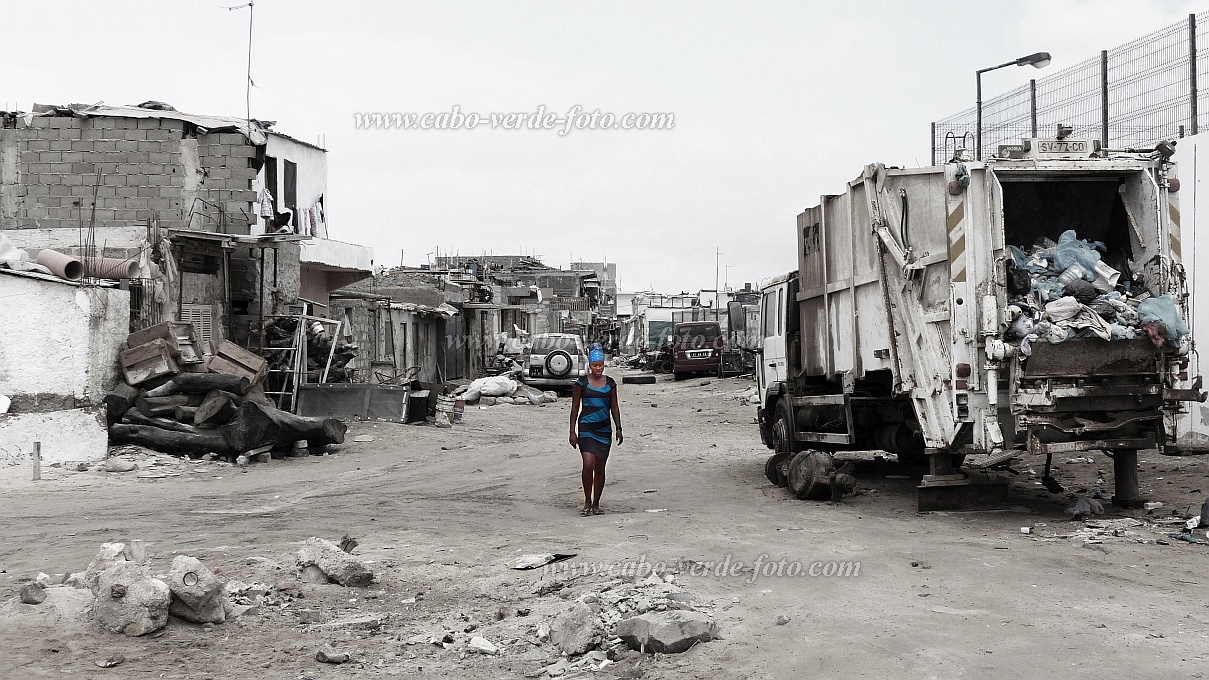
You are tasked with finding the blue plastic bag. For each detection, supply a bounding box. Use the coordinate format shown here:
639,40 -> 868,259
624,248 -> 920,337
1137,295 -> 1190,344
1053,230 -> 1101,279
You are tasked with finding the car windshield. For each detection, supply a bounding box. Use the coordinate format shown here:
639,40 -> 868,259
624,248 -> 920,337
532,337 -> 579,353
675,324 -> 721,348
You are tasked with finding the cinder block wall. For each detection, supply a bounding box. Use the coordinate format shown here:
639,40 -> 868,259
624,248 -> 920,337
0,115 -> 258,234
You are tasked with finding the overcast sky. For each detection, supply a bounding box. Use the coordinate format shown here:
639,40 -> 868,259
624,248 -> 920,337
3,1 -> 1203,293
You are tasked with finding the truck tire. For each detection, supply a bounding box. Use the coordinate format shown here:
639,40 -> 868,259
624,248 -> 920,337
673,372 -> 685,381
622,375 -> 656,385
771,400 -> 802,454
765,451 -> 791,487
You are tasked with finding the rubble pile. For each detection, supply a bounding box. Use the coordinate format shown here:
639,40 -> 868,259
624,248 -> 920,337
1003,229 -> 1190,357
19,539 -> 360,639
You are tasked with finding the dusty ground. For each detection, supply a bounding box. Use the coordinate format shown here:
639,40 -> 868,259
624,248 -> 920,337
2,370 -> 1209,679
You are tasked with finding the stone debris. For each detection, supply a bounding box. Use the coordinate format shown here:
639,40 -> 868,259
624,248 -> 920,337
296,537 -> 374,587
309,614 -> 382,632
92,561 -> 170,637
19,583 -> 47,605
66,542 -> 129,591
101,459 -> 139,473
614,610 -> 720,653
166,555 -> 231,624
549,601 -> 602,655
467,635 -> 499,654
315,646 -> 350,664
95,654 -> 125,668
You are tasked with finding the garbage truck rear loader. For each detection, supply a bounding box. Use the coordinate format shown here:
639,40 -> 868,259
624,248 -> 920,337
756,141 -> 1204,510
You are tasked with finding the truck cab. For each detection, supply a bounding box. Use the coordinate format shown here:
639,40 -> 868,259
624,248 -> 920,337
755,273 -> 798,449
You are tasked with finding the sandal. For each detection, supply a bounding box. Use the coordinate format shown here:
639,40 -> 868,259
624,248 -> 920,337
580,507 -> 592,516
591,507 -> 603,515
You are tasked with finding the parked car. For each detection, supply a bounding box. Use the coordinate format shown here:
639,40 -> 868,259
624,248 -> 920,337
521,333 -> 588,390
672,321 -> 723,380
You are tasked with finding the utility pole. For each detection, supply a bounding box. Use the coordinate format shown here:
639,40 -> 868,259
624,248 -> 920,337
715,248 -> 722,321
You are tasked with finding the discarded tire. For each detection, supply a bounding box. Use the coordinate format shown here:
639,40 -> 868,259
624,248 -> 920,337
622,375 -> 657,385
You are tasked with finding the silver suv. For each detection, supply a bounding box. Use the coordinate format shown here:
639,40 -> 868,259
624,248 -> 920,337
522,333 -> 587,390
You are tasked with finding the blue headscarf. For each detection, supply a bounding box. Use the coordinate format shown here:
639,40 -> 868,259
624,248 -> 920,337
588,344 -> 605,363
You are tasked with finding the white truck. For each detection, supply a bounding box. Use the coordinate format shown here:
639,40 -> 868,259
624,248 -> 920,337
756,139 -> 1203,509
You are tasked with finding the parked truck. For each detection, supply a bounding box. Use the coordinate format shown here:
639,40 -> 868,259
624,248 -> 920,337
756,139 -> 1204,509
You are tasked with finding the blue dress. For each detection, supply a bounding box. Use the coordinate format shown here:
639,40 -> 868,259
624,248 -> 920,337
576,375 -> 616,458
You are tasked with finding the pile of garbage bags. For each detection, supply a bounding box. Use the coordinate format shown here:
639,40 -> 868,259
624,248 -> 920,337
1004,230 -> 1189,357
453,375 -> 558,406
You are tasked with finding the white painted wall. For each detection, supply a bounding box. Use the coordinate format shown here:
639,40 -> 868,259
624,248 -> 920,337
1172,137 -> 1209,442
0,409 -> 109,465
255,133 -> 329,236
0,273 -> 129,405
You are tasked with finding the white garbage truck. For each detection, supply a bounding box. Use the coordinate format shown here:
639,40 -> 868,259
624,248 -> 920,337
756,139 -> 1204,509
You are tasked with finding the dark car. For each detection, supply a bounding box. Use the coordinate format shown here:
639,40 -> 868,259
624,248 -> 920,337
672,321 -> 723,380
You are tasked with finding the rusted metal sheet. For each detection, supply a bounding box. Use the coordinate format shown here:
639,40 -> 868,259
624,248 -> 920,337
1024,337 -> 1157,378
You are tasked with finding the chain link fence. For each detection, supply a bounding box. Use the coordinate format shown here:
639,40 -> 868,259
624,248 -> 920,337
933,13 -> 1209,164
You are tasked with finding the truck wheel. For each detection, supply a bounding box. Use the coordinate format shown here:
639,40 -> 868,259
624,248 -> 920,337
771,400 -> 801,454
673,372 -> 684,381
765,451 -> 790,487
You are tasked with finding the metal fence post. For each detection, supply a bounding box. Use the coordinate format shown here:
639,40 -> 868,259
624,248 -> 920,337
931,122 -> 936,166
1101,50 -> 1110,147
1030,79 -> 1038,137
1191,13 -> 1199,136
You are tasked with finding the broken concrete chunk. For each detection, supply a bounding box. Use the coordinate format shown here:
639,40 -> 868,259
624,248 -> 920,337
67,542 -> 128,591
467,636 -> 498,654
614,610 -> 719,654
92,562 -> 170,637
309,614 -> 381,632
550,602 -> 602,655
296,537 -> 373,587
20,583 -> 47,605
300,565 -> 329,584
166,555 -> 230,624
315,646 -> 350,664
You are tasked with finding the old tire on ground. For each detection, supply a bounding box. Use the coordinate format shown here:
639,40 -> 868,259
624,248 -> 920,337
545,350 -> 573,377
622,375 -> 656,385
765,450 -> 791,487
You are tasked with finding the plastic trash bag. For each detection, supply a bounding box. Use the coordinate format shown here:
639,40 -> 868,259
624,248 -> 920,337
1044,296 -> 1081,323
1053,230 -> 1102,275
1062,279 -> 1097,304
1137,295 -> 1190,344
1033,278 -> 1066,303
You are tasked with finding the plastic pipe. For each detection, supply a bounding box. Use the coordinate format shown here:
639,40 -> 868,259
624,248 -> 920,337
35,249 -> 83,281
83,257 -> 138,279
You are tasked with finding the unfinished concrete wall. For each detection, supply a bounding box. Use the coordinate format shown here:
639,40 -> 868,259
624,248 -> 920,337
0,274 -> 129,408
0,115 -> 257,238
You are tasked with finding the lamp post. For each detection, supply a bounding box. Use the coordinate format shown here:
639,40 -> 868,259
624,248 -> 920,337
976,51 -> 1052,160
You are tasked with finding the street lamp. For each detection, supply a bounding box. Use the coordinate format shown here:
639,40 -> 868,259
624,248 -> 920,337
976,51 -> 1052,160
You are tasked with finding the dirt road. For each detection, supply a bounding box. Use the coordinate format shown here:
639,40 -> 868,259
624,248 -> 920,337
2,372 -> 1208,678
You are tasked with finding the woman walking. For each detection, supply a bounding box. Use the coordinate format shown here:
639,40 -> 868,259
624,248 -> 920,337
569,345 -> 623,515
